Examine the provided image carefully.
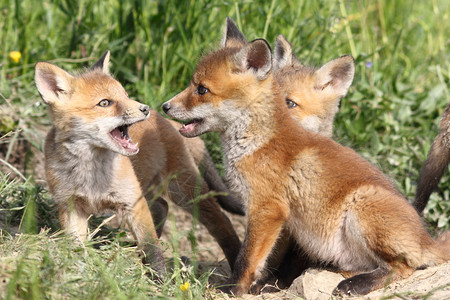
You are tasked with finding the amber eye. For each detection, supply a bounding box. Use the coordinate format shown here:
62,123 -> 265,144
197,85 -> 209,95
286,99 -> 298,108
98,99 -> 112,107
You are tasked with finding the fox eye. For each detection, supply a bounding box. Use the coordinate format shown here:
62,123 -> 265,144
98,99 -> 113,107
286,99 -> 298,109
197,85 -> 209,95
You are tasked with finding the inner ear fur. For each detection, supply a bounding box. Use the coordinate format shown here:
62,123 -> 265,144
232,39 -> 272,80
35,62 -> 74,105
273,34 -> 301,71
314,55 -> 355,97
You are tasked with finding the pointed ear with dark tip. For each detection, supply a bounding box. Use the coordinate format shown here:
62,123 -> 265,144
314,55 -> 355,97
273,34 -> 301,71
90,50 -> 111,74
35,62 -> 74,105
232,39 -> 272,80
221,17 -> 248,48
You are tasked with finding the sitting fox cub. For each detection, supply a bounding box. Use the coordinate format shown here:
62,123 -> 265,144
162,18 -> 450,296
216,18 -> 356,292
35,52 -> 242,273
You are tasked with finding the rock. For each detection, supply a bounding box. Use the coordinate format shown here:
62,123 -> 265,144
288,268 -> 344,300
286,263 -> 450,300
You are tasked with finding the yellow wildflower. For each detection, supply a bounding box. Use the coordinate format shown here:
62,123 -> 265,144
9,51 -> 21,63
180,281 -> 190,292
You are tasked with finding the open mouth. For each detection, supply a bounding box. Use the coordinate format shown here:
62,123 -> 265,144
179,118 -> 203,136
110,124 -> 139,153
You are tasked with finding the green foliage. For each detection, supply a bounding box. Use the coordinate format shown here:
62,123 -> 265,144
0,0 -> 449,298
0,174 -> 58,233
0,231 -> 213,299
0,174 -> 216,299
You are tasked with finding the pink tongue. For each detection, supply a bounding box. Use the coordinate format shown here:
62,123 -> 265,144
110,128 -> 138,152
180,123 -> 196,134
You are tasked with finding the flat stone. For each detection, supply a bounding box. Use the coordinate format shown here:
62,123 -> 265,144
288,268 -> 344,300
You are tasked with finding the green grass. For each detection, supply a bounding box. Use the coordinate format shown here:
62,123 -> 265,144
0,229 -> 213,299
0,0 -> 449,298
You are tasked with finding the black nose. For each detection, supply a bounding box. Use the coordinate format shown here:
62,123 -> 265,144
162,102 -> 171,114
140,104 -> 150,116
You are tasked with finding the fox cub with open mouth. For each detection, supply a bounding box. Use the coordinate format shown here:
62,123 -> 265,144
35,51 -> 242,275
162,18 -> 450,296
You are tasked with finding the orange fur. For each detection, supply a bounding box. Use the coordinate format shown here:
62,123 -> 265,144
162,19 -> 450,296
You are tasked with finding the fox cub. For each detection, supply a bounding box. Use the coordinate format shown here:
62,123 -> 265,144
216,18 -> 356,292
35,51 -> 242,274
273,34 -> 353,138
162,18 -> 450,296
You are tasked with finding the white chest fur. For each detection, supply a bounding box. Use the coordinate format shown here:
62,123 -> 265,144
47,138 -> 139,213
220,116 -> 272,206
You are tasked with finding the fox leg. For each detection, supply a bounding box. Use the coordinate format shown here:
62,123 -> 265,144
221,200 -> 289,296
334,263 -> 414,296
196,194 -> 241,268
126,195 -> 166,275
333,193 -> 427,296
58,198 -> 89,242
167,172 -> 241,270
251,231 -> 311,294
149,197 -> 169,238
200,151 -> 246,216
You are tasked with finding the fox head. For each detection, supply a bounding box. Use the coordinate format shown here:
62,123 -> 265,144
273,35 -> 355,137
35,51 -> 150,156
180,18 -> 354,138
162,18 -> 274,138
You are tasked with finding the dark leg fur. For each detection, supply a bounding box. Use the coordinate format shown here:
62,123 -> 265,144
167,175 -> 242,270
150,197 -> 169,238
201,151 -> 246,216
250,234 -> 312,294
271,242 -> 312,289
333,267 -> 390,296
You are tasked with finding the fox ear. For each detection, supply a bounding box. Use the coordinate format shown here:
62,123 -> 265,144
35,62 -> 74,105
233,39 -> 272,80
90,50 -> 110,74
314,55 -> 354,97
221,17 -> 248,48
273,35 -> 301,71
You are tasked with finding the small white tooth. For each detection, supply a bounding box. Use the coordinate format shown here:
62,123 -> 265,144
135,142 -> 139,147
